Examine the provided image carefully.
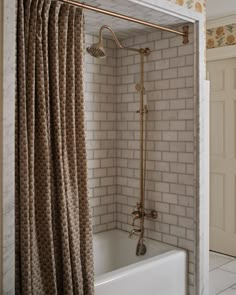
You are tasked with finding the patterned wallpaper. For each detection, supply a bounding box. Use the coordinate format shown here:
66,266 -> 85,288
171,0 -> 207,13
206,24 -> 236,49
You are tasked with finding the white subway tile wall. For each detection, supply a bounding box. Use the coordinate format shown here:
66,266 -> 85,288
85,25 -> 196,293
84,35 -> 117,233
116,26 -> 196,293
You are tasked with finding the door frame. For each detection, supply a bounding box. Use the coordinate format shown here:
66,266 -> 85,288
207,45 -> 236,62
207,53 -> 236,257
207,44 -> 236,259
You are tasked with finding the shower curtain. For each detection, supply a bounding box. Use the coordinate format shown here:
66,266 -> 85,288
16,0 -> 94,294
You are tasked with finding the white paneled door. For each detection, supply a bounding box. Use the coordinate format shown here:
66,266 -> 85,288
208,58 -> 236,257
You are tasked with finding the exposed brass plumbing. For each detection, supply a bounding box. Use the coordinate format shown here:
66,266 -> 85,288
86,25 -> 158,256
129,48 -> 158,256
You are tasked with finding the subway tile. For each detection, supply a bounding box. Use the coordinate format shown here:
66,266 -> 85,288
155,59 -> 170,70
148,70 -> 162,81
178,195 -> 194,207
170,142 -> 186,152
155,182 -> 170,193
170,204 -> 186,216
162,214 -> 178,225
163,234 -> 178,246
85,31 -> 196,289
179,153 -> 194,164
162,131 -> 178,141
155,80 -> 170,90
178,109 -> 194,120
170,36 -> 183,48
179,217 -> 194,229
170,78 -> 185,89
178,88 -> 194,98
155,161 -> 170,172
170,56 -> 185,68
178,44 -> 194,56
155,100 -> 170,110
148,31 -> 162,42
162,47 -> 178,59
163,151 -> 178,162
178,238 -> 194,251
155,39 -> 169,50
170,183 -> 186,195
170,99 -> 185,110
170,121 -> 186,131
162,89 -> 178,100
163,68 -> 178,79
101,214 -> 114,224
94,205 -> 107,216
178,66 -> 193,78
147,230 -> 162,241
162,193 -> 178,205
155,202 -> 170,213
170,225 -> 186,238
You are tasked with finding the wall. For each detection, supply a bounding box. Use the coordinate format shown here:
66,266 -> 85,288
133,0 -> 207,14
0,1 -> 3,291
116,26 -> 196,294
84,35 -> 118,233
85,25 -> 196,294
170,0 -> 206,13
206,23 -> 236,49
0,0 -> 16,294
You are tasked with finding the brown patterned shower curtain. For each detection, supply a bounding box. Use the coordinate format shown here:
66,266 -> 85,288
16,0 -> 94,294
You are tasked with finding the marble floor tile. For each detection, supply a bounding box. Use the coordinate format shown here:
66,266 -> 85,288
218,288 -> 236,295
210,252 -> 234,271
221,260 -> 236,274
210,269 -> 236,295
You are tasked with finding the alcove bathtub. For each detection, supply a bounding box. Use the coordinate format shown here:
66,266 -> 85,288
94,229 -> 187,295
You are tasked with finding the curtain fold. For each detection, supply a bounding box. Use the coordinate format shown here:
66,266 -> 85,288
16,0 -> 94,294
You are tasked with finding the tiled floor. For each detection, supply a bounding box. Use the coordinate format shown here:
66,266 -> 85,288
210,251 -> 236,295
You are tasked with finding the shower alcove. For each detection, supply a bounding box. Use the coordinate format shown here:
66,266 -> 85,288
0,0 -> 209,294
83,1 -> 203,294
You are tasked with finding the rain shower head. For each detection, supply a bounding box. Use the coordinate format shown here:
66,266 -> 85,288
86,41 -> 106,58
86,25 -> 146,58
86,25 -> 123,59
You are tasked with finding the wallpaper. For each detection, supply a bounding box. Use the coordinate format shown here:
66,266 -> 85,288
206,24 -> 236,49
172,0 -> 207,13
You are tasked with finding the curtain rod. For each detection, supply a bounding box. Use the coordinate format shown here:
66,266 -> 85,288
60,0 -> 189,44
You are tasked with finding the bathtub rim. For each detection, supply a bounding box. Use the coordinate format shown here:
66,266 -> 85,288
94,229 -> 187,286
95,249 -> 187,286
93,228 -> 180,253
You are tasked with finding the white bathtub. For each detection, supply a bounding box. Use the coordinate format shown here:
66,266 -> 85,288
94,229 -> 187,295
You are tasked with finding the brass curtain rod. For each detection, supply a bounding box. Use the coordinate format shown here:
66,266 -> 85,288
60,0 -> 189,43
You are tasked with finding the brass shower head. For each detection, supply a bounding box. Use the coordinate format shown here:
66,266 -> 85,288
86,40 -> 106,58
86,25 -> 149,58
86,25 -> 123,58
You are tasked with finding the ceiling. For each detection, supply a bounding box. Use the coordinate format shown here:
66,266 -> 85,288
206,0 -> 236,20
83,0 -> 187,39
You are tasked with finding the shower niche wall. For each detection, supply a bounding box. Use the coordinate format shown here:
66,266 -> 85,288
83,3 -> 196,294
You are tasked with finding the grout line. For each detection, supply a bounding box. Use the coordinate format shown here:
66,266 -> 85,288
218,268 -> 236,276
211,264 -> 236,295
210,260 -> 236,272
216,284 -> 236,295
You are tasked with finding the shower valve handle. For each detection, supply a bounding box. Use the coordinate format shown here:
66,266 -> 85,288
146,210 -> 158,220
131,210 -> 144,226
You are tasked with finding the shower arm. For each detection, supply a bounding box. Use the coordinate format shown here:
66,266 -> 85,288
99,25 -> 141,53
